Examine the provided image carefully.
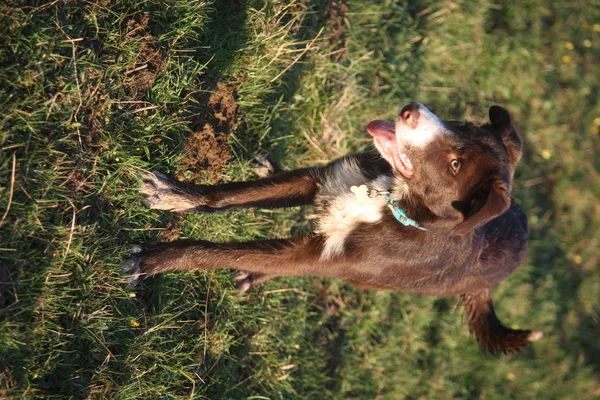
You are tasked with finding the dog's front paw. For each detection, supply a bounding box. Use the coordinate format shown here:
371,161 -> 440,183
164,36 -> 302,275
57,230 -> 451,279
139,170 -> 199,212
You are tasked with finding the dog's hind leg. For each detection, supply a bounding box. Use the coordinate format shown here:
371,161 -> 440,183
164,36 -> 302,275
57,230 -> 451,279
123,236 -> 327,288
460,289 -> 543,354
139,167 -> 322,213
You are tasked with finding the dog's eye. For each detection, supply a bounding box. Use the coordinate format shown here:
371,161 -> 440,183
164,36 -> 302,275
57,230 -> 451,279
450,159 -> 461,173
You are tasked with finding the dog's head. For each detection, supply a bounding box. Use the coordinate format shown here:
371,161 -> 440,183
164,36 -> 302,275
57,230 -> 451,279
367,103 -> 522,235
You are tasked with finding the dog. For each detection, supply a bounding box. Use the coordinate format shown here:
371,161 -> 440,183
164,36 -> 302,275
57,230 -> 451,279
125,103 -> 542,354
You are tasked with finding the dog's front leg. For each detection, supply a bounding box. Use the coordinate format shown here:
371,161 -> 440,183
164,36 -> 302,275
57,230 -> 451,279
124,236 -> 327,289
139,167 -> 322,212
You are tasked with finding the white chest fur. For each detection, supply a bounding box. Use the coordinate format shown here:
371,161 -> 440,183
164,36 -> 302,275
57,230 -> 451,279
315,161 -> 392,260
316,191 -> 387,260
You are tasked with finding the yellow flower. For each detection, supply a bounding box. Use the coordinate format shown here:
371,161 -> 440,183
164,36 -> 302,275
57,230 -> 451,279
561,55 -> 572,63
593,24 -> 600,32
565,42 -> 574,50
593,117 -> 600,126
573,255 -> 583,264
541,150 -> 551,159
130,319 -> 140,327
507,372 -> 516,381
583,40 -> 592,48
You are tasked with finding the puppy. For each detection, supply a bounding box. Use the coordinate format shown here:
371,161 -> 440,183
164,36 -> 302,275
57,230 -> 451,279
125,103 -> 542,353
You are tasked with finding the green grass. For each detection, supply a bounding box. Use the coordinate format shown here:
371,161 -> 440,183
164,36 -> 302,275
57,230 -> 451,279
1,0 -> 599,398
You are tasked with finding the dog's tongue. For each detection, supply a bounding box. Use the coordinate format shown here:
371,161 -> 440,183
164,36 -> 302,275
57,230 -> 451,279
367,120 -> 414,179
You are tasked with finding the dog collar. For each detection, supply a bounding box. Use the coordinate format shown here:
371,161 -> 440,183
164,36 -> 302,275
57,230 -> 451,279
383,193 -> 427,231
350,184 -> 427,231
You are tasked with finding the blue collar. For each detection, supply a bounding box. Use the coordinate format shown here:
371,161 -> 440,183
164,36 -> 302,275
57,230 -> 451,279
383,193 -> 427,231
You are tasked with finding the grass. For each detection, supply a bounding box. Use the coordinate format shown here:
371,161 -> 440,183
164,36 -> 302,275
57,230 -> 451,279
1,0 -> 599,398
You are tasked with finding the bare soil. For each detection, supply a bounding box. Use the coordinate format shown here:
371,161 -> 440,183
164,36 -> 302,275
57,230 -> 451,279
156,217 -> 183,242
124,14 -> 164,100
178,81 -> 241,183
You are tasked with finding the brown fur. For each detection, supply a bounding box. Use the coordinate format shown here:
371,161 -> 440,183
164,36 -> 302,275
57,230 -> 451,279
126,104 -> 541,354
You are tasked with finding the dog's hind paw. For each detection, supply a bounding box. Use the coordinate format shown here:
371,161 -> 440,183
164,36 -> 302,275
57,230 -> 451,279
138,170 -> 198,212
253,155 -> 281,178
128,243 -> 143,254
232,271 -> 272,295
528,330 -> 543,342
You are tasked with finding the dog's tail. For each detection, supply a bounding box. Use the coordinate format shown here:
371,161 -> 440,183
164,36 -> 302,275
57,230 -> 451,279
460,289 -> 542,354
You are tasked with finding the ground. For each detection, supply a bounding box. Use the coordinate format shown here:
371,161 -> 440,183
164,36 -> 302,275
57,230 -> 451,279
1,0 -> 599,399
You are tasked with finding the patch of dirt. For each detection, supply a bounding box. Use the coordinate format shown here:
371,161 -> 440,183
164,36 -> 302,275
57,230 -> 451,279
63,168 -> 87,196
156,217 -> 183,242
178,124 -> 232,183
124,14 -> 165,100
208,81 -> 239,125
324,1 -> 349,62
77,13 -> 164,150
157,79 -> 242,241
178,81 -> 242,183
127,46 -> 164,100
83,90 -> 109,146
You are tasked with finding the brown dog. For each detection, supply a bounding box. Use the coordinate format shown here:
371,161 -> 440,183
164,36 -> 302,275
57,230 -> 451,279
125,103 -> 542,353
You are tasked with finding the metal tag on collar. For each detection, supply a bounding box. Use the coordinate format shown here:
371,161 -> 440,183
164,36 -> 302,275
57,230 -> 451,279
350,185 -> 373,206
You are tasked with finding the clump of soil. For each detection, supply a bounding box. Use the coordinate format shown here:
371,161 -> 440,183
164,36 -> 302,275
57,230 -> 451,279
208,81 -> 239,126
160,79 -> 241,241
178,81 -> 241,183
82,13 -> 165,149
324,1 -> 349,62
124,14 -> 164,100
127,45 -> 164,100
63,168 -> 86,196
178,124 -> 232,183
156,218 -> 183,242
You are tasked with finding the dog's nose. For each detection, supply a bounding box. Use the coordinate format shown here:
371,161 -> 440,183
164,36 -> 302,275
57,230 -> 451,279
400,103 -> 420,129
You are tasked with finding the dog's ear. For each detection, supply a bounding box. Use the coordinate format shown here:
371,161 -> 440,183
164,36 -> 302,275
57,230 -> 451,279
489,106 -> 522,169
452,176 -> 510,236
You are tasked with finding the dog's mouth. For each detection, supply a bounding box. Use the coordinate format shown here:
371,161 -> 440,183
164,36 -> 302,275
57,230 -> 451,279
366,120 -> 414,179
393,152 -> 414,179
